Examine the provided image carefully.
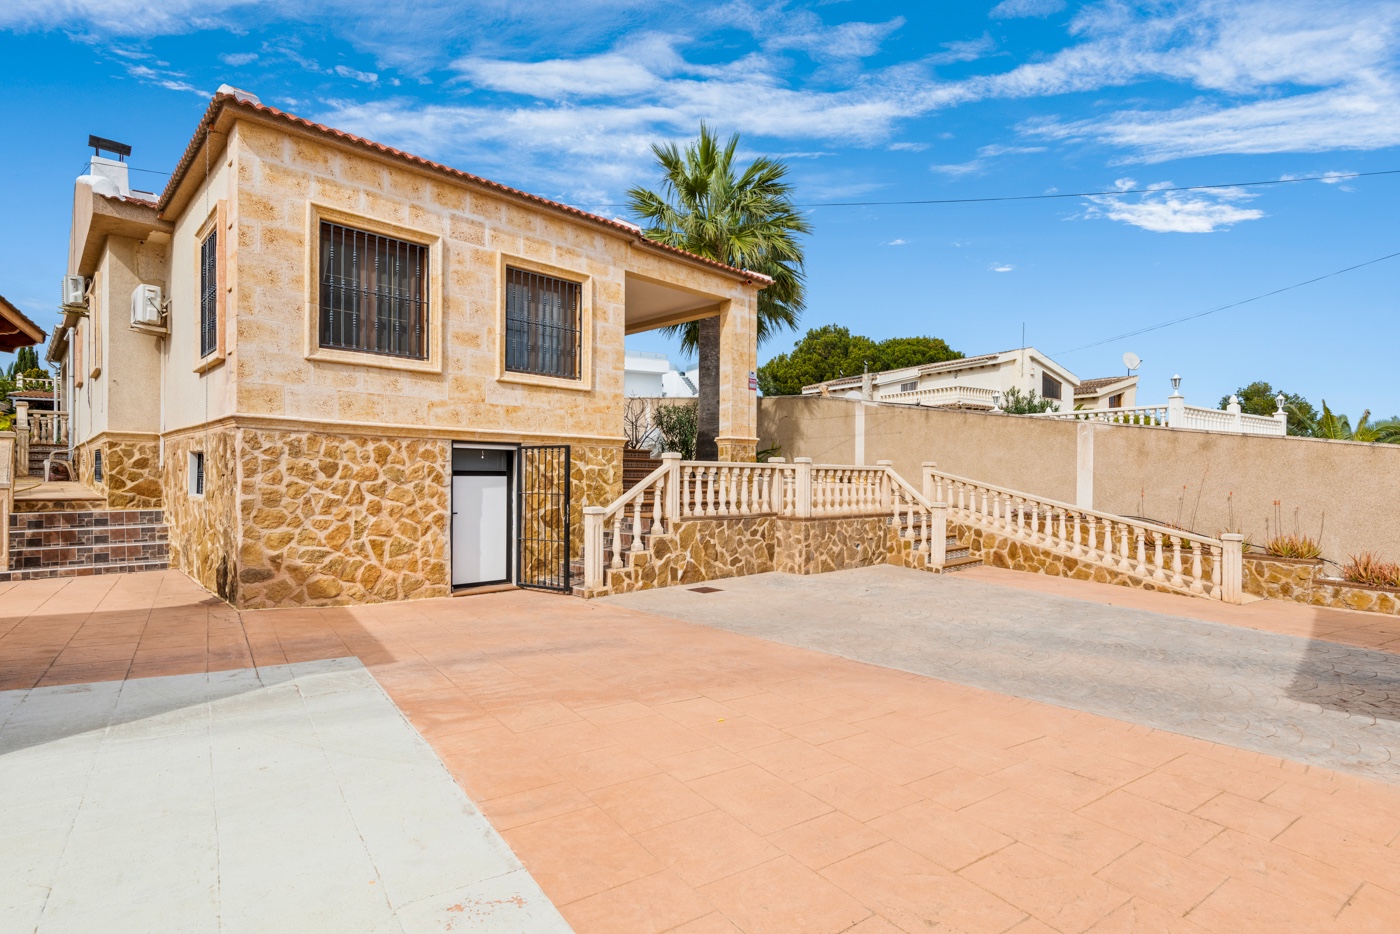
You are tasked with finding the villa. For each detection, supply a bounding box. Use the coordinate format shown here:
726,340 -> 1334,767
38,86 -> 767,607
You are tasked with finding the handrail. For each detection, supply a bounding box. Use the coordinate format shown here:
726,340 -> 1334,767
927,466 -> 1242,602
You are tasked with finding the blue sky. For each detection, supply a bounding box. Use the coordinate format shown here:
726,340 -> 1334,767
1,0 -> 1397,415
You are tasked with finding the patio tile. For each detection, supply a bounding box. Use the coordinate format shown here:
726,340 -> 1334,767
559,870 -> 713,934
587,773 -> 715,834
700,856 -> 869,934
1191,791 -> 1299,840
1120,769 -> 1221,813
823,841 -> 1025,934
795,765 -> 922,821
1191,828 -> 1358,914
1087,897 -> 1211,932
767,811 -> 887,870
1078,790 -> 1225,857
687,764 -> 832,835
1184,878 -> 1341,933
820,731 -> 949,785
477,781 -> 594,831
1095,843 -> 1227,916
958,842 -> 1131,933
634,809 -> 782,887
501,807 -> 661,905
548,743 -> 662,791
652,745 -> 750,782
738,737 -> 848,783
867,799 -> 1014,871
962,790 -> 1139,871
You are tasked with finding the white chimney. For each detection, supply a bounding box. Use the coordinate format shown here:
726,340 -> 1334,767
88,155 -> 130,198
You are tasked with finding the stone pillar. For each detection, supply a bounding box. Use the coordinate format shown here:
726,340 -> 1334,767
13,402 -> 29,479
0,432 -> 12,569
715,296 -> 758,463
875,460 -> 893,511
793,457 -> 813,518
661,452 -> 681,525
1220,533 -> 1244,604
1226,395 -> 1243,433
922,461 -> 937,504
1167,388 -> 1185,429
929,502 -> 948,570
583,506 -> 607,590
1075,423 -> 1094,510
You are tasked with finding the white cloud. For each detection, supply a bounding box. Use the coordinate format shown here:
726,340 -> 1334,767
1082,178 -> 1265,232
887,141 -> 928,152
930,142 -> 1045,175
333,64 -> 378,83
714,2 -> 904,61
219,51 -> 258,65
885,238 -> 908,245
990,0 -> 1066,19
991,263 -> 1015,272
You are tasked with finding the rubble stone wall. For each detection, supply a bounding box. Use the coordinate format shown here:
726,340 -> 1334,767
74,434 -> 163,509
163,428 -> 239,601
1244,554 -> 1400,616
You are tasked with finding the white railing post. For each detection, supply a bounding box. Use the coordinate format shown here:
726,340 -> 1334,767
0,432 -> 12,570
921,461 -> 936,505
13,402 -> 29,478
1226,395 -> 1243,433
583,506 -> 606,589
662,453 -> 681,529
1220,533 -> 1243,604
930,502 -> 947,570
793,457 -> 813,518
1167,387 -> 1185,429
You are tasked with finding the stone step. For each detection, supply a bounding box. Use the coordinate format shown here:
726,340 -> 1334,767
3,509 -> 170,582
940,555 -> 983,573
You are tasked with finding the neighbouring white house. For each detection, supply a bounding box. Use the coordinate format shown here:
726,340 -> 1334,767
1074,375 -> 1139,411
624,350 -> 698,398
801,347 -> 1087,412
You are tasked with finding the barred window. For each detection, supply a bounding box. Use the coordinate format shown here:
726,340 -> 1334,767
1041,373 -> 1062,400
505,268 -> 581,379
318,222 -> 427,359
199,230 -> 218,357
899,380 -> 918,393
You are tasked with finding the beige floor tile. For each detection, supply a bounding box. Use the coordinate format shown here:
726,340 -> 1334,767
700,856 -> 870,934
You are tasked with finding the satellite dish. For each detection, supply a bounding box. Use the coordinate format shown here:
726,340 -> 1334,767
1122,351 -> 1141,372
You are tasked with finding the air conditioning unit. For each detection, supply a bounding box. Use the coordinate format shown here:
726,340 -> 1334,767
131,284 -> 165,330
62,275 -> 87,307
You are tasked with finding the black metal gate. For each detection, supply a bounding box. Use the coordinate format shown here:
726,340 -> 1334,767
517,445 -> 572,592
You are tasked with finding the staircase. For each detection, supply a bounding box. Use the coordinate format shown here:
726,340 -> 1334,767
2,509 -> 170,582
28,442 -> 64,478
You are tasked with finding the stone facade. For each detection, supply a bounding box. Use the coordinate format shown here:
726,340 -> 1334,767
164,428 -> 239,601
962,523 -> 1216,598
1244,554 -> 1400,616
234,428 -> 451,609
568,443 -> 623,561
599,513 -> 940,597
716,439 -> 758,463
74,435 -> 163,509
773,516 -> 893,576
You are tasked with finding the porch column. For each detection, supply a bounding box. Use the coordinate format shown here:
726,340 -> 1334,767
715,293 -> 759,463
13,402 -> 29,479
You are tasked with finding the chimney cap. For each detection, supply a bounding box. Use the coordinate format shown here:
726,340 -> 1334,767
88,135 -> 131,161
216,84 -> 262,105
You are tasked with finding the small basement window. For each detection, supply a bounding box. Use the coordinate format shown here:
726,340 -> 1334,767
93,448 -> 104,482
899,380 -> 918,393
189,451 -> 205,497
1041,373 -> 1062,401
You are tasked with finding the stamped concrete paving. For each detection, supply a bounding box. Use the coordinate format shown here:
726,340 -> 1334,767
605,565 -> 1400,784
0,654 -> 568,932
5,570 -> 1400,932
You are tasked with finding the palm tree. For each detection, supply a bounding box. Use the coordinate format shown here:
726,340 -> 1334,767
627,125 -> 810,459
1294,400 -> 1400,443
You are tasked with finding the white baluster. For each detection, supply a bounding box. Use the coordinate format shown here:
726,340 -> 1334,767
611,515 -> 624,567
653,475 -> 666,535
1056,509 -> 1068,552
1134,528 -> 1148,575
681,468 -> 692,517
708,467 -> 718,516
1102,520 -> 1115,564
1171,537 -> 1185,588
1152,533 -> 1166,580
631,496 -> 646,550
1210,543 -> 1222,597
1119,524 -> 1132,570
1069,512 -> 1083,557
1190,543 -> 1204,594
921,511 -> 931,555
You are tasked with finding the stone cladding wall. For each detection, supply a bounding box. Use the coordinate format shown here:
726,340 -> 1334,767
164,429 -> 240,601
716,440 -> 758,463
568,443 -> 623,561
74,436 -> 163,509
960,523 -> 1213,598
234,428 -> 451,609
1244,554 -> 1400,615
773,516 -> 894,576
598,513 -> 938,597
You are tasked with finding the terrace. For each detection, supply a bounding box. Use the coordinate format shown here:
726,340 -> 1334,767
4,563 -> 1399,931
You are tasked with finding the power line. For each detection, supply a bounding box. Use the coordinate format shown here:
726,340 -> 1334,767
1054,249 -> 1400,356
590,168 -> 1400,210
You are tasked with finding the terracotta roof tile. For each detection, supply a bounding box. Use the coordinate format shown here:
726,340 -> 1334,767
1075,375 -> 1135,395
160,93 -> 771,284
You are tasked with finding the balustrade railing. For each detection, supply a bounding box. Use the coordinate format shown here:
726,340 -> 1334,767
1031,401 -> 1285,436
926,468 -> 1242,602
583,456 -> 947,590
28,411 -> 69,445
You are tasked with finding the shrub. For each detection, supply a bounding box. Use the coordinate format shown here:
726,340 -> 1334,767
1341,553 -> 1400,589
1263,501 -> 1322,559
652,402 -> 697,459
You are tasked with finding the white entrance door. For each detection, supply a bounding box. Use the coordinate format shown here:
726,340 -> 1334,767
452,474 -> 509,586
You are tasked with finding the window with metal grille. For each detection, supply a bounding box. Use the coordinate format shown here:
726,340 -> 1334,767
318,222 -> 428,359
190,451 -> 205,496
93,448 -> 104,482
1041,373 -> 1062,400
199,229 -> 218,357
505,268 -> 581,379
899,380 -> 918,393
